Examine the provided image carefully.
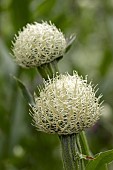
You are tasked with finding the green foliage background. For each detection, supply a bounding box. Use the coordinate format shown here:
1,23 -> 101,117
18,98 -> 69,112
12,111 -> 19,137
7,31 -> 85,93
0,0 -> 113,169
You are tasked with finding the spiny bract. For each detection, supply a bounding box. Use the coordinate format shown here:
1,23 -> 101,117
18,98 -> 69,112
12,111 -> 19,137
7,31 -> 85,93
12,21 -> 66,68
30,72 -> 103,135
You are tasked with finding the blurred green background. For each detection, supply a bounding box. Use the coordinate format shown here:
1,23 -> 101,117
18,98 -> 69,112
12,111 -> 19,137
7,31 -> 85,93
0,0 -> 113,170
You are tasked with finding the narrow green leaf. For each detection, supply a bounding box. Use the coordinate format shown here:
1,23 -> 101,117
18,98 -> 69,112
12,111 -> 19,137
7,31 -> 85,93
66,34 -> 76,53
86,149 -> 113,170
13,76 -> 34,105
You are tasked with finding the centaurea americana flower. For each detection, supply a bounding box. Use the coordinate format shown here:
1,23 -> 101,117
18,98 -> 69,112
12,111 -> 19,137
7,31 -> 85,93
12,21 -> 66,68
30,72 -> 103,135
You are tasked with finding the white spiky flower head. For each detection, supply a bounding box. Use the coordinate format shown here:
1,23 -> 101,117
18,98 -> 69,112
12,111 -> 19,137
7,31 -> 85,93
12,21 -> 66,68
30,72 -> 103,135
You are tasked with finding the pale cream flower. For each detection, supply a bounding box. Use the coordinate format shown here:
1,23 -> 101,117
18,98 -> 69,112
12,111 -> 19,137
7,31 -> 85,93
12,21 -> 66,68
30,72 -> 103,135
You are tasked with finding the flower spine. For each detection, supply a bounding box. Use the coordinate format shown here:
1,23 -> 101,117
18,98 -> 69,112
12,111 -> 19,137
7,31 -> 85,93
30,72 -> 103,135
12,21 -> 66,68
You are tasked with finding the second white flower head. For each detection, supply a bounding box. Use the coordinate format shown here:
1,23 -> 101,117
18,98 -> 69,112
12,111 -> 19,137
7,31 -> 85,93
12,21 -> 66,68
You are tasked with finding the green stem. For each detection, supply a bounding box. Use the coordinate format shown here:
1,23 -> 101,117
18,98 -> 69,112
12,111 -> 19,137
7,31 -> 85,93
79,131 -> 91,156
76,134 -> 85,170
79,131 -> 91,166
37,60 -> 59,79
37,63 -> 53,80
50,59 -> 60,76
59,134 -> 79,170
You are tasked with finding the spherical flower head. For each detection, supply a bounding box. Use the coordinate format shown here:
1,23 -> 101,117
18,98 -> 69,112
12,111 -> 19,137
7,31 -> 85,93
12,21 -> 66,68
30,72 -> 103,135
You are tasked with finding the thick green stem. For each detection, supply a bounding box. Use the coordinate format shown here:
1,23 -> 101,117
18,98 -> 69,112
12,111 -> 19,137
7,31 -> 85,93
59,134 -> 79,170
50,59 -> 60,76
37,63 -> 53,80
37,60 -> 59,79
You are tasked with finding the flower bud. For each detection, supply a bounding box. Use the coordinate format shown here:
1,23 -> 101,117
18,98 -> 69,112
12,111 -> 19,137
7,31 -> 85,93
30,72 -> 103,135
12,21 -> 66,68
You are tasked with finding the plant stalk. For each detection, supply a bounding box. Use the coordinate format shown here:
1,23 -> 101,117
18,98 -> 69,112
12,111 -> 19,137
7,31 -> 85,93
37,60 -> 59,80
59,134 -> 80,170
79,131 -> 91,156
79,131 -> 92,166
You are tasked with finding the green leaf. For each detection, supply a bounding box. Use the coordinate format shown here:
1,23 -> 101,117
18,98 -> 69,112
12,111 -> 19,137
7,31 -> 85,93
13,76 -> 34,105
66,34 -> 76,53
86,149 -> 113,170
